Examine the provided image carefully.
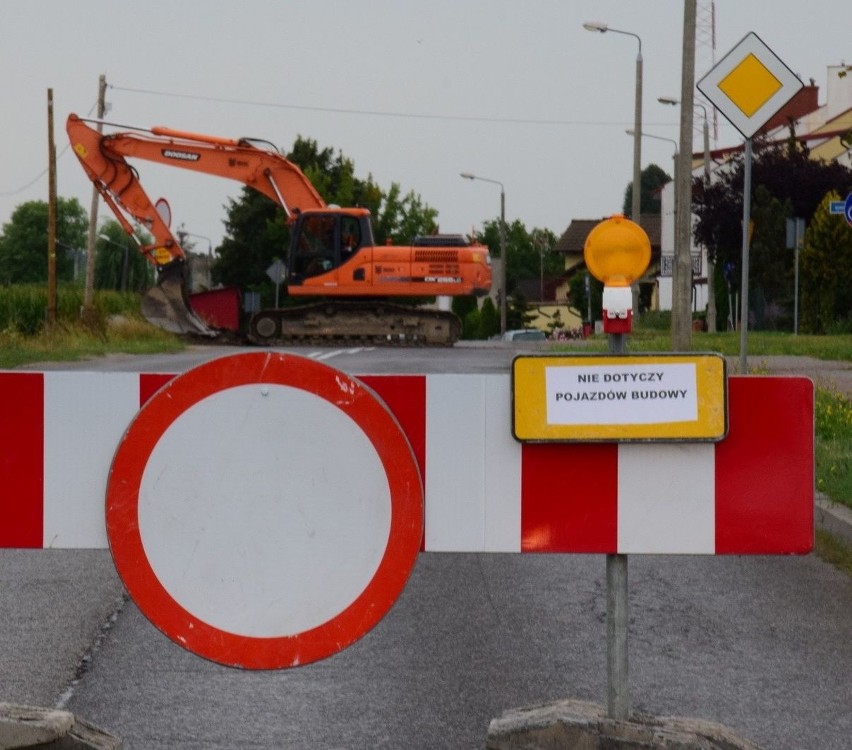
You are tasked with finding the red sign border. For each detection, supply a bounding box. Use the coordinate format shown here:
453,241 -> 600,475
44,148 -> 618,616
107,352 -> 423,669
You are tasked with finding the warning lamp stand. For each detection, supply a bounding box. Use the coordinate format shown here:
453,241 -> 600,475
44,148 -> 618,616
583,214 -> 652,721
606,329 -> 630,720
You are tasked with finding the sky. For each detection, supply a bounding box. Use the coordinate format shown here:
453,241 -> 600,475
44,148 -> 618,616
1,1 -> 849,251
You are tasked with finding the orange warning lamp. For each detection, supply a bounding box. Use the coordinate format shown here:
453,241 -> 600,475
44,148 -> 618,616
583,215 -> 651,333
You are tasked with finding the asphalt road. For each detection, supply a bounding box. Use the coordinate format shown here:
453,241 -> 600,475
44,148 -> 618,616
4,344 -> 851,749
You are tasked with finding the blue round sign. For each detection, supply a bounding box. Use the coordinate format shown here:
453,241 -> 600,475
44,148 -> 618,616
845,192 -> 852,227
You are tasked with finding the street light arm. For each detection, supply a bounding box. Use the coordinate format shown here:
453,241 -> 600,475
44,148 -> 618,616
460,172 -> 504,192
583,21 -> 642,57
626,129 -> 678,154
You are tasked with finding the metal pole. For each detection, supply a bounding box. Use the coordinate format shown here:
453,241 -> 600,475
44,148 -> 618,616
794,219 -> 802,335
607,554 -> 630,720
631,41 -> 643,318
701,112 -> 716,333
739,138 -> 753,374
83,75 -> 107,323
499,189 -> 507,334
47,89 -> 57,328
606,330 -> 630,721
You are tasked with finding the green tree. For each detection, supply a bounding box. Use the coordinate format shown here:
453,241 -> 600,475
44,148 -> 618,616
800,192 -> 852,333
477,296 -> 499,339
693,133 -> 852,327
95,221 -> 154,292
623,163 -> 671,216
476,221 -> 561,293
0,198 -> 87,284
212,136 -> 438,298
212,187 -> 286,299
372,182 -> 438,245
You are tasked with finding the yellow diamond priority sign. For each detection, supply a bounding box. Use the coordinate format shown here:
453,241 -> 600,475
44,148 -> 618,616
698,32 -> 802,138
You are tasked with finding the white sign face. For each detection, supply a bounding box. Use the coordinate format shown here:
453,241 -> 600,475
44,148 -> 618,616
545,363 -> 698,426
697,32 -> 803,139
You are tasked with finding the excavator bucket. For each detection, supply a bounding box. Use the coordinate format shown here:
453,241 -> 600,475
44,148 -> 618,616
141,262 -> 217,337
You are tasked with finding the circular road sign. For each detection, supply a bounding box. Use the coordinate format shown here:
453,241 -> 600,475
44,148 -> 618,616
106,352 -> 423,669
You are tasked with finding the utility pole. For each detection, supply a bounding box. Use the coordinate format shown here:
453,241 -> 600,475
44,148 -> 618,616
82,74 -> 107,326
671,0 -> 696,351
47,89 -> 57,329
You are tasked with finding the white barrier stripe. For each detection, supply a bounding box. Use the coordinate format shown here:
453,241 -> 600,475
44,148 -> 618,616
481,375 -> 521,552
424,375 -> 486,551
617,443 -> 716,554
43,372 -> 139,549
424,375 -> 521,552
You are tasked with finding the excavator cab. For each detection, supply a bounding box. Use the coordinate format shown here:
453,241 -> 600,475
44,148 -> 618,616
287,209 -> 373,285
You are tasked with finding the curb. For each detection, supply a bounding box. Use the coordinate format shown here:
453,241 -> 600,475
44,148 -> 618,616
816,493 -> 852,548
486,699 -> 762,749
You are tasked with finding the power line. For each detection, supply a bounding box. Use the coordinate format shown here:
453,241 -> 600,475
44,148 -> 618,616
111,84 -> 675,129
1,100 -> 98,198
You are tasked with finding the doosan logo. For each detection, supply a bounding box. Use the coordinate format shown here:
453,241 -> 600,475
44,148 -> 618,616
162,149 -> 200,162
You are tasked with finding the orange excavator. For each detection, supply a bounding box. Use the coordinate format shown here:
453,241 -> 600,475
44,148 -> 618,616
66,114 -> 492,345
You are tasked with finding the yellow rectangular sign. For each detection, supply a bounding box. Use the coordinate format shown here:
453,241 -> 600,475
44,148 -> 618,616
513,354 -> 727,442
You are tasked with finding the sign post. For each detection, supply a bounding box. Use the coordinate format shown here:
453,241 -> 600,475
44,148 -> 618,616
512,217 -> 728,721
698,32 -> 803,372
266,258 -> 286,308
588,216 -> 647,720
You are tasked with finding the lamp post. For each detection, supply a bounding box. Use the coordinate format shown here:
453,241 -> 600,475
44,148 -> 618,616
178,229 -> 214,290
626,129 -> 678,319
659,96 -> 716,331
585,21 -> 643,321
584,22 -> 642,226
460,172 -> 507,334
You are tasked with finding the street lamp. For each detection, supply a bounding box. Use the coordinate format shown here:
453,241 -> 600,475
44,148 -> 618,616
659,96 -> 717,331
584,21 -> 643,225
460,172 -> 507,334
626,128 -> 678,297
178,229 -> 215,291
658,97 -> 710,181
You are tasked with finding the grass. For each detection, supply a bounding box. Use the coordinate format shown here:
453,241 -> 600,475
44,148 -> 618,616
814,386 -> 852,510
815,529 -> 852,578
0,284 -> 184,369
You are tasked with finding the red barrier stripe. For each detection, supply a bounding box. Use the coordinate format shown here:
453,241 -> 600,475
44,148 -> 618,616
360,375 -> 427,550
140,373 -> 176,407
715,377 -> 814,554
0,373 -> 44,547
521,442 -> 618,552
359,376 -> 426,480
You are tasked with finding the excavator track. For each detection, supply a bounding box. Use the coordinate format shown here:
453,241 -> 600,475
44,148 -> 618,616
248,301 -> 462,347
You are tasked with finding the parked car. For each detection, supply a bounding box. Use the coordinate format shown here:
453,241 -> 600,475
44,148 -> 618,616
501,329 -> 547,342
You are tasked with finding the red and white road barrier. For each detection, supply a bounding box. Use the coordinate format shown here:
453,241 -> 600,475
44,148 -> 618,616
0,367 -> 813,555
